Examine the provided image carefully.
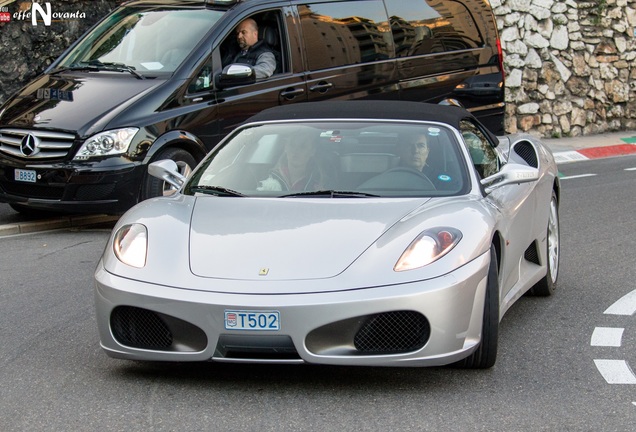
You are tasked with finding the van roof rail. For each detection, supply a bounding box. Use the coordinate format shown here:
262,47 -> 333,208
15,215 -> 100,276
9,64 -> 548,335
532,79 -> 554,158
206,0 -> 243,5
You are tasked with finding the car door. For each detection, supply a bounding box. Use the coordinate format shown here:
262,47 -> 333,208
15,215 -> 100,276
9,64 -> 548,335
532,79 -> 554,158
460,120 -> 537,305
296,0 -> 400,103
216,7 -> 308,139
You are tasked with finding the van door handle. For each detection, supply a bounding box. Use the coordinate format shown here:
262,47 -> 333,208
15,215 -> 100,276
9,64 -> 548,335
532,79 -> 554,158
309,82 -> 333,93
280,87 -> 305,100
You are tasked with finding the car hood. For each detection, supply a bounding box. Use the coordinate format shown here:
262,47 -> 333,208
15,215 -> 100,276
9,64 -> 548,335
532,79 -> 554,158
0,73 -> 165,136
189,197 -> 430,281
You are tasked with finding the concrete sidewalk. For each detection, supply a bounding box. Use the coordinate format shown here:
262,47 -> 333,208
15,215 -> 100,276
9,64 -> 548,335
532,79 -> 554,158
543,130 -> 636,164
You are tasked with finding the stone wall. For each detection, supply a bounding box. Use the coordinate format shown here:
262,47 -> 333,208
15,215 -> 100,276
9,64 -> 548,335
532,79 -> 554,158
494,0 -> 636,137
0,1 -> 119,104
2,0 -> 636,138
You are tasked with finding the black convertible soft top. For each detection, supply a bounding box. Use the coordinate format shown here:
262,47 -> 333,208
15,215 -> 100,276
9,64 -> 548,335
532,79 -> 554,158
244,100 -> 498,143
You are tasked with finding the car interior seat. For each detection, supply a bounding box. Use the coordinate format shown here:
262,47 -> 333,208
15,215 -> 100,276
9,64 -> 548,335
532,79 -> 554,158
260,25 -> 281,74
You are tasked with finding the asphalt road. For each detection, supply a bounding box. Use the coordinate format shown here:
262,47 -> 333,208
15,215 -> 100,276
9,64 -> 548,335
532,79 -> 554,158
0,155 -> 635,431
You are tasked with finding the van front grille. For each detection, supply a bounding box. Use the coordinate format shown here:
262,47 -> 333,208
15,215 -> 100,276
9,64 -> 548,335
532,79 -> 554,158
0,128 -> 75,160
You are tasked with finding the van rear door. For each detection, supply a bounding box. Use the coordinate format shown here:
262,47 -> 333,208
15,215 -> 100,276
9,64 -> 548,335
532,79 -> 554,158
385,0 -> 504,133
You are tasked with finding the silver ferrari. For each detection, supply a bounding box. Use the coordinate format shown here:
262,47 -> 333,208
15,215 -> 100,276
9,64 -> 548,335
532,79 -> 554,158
95,101 -> 560,368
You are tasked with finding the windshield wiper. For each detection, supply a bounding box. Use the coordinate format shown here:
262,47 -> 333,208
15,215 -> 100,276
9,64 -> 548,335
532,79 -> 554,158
87,60 -> 145,79
189,185 -> 244,197
51,61 -> 145,79
50,63 -> 101,75
280,190 -> 380,198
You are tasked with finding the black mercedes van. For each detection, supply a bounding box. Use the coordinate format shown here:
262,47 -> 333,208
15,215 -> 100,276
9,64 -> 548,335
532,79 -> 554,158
0,0 -> 504,214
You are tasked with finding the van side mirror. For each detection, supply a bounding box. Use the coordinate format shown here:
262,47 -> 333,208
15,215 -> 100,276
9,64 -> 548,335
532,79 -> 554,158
480,163 -> 539,194
216,64 -> 256,89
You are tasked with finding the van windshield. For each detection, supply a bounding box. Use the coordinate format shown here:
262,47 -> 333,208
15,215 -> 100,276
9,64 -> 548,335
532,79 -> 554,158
56,7 -> 223,75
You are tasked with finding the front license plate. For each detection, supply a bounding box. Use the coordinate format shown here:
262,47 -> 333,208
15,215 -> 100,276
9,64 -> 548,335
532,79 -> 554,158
14,169 -> 37,183
224,310 -> 280,331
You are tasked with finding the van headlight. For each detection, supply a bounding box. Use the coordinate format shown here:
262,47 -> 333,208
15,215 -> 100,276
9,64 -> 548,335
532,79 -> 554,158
74,127 -> 139,160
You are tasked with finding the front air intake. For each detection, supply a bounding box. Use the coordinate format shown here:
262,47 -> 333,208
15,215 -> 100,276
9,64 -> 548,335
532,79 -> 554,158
110,306 -> 173,350
354,311 -> 430,354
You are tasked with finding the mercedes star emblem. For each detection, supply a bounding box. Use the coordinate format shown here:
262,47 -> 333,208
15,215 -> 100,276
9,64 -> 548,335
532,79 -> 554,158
20,134 -> 40,157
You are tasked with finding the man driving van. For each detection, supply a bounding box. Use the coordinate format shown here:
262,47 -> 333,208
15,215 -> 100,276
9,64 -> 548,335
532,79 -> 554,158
232,18 -> 276,79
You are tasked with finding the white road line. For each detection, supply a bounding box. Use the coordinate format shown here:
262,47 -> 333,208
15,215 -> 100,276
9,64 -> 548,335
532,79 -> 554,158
604,289 -> 636,315
559,173 -> 597,180
554,151 -> 589,164
594,360 -> 636,384
591,327 -> 625,347
625,167 -> 636,171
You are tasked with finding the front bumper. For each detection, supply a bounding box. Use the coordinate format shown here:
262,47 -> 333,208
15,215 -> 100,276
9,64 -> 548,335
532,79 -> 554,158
94,252 -> 490,367
0,157 -> 145,214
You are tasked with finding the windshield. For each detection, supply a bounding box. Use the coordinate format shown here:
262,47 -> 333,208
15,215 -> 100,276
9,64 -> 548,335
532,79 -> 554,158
56,7 -> 223,75
185,121 -> 470,198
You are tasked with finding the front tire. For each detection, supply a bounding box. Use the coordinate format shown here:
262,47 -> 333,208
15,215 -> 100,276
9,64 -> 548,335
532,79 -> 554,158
140,147 -> 197,201
456,245 -> 499,369
529,190 -> 559,296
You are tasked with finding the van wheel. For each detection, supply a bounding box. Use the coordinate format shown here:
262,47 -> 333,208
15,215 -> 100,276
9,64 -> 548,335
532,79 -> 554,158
454,245 -> 499,369
141,147 -> 197,200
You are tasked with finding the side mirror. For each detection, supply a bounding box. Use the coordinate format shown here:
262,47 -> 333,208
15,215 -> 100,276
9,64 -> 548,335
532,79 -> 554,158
148,159 -> 186,190
480,163 -> 539,194
215,64 -> 256,89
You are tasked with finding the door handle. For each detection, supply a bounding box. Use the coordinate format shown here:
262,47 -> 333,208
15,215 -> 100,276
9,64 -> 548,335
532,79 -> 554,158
280,87 -> 305,100
309,82 -> 334,93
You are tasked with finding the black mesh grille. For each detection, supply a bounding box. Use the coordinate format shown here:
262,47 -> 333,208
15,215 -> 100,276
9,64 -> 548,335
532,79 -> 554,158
74,183 -> 116,201
524,242 -> 540,265
514,142 -> 538,168
354,311 -> 430,354
111,306 -> 173,350
0,181 -> 64,199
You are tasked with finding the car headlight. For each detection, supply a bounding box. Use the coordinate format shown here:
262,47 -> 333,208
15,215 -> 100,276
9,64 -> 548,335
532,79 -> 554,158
394,227 -> 462,272
73,127 -> 139,160
113,223 -> 147,268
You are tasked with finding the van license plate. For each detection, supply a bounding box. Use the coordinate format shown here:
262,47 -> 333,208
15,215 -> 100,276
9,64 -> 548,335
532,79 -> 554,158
224,310 -> 280,331
15,169 -> 37,183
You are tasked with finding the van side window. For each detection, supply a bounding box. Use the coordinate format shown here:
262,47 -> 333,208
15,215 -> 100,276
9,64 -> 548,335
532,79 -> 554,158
298,1 -> 394,70
459,120 -> 499,179
189,56 -> 214,93
384,0 -> 483,56
220,11 -> 285,75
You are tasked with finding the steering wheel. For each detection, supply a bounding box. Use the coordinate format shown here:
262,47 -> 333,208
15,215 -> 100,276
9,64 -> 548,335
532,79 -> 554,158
358,166 -> 436,191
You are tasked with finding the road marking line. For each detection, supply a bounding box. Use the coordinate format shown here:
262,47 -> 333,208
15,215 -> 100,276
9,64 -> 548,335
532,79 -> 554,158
594,360 -> 636,384
604,289 -> 636,315
554,151 -> 589,164
559,173 -> 597,180
625,167 -> 636,171
591,327 -> 625,347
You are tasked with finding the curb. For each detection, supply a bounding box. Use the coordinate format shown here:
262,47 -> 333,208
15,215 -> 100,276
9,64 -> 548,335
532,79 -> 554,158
553,142 -> 636,164
0,214 -> 119,237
